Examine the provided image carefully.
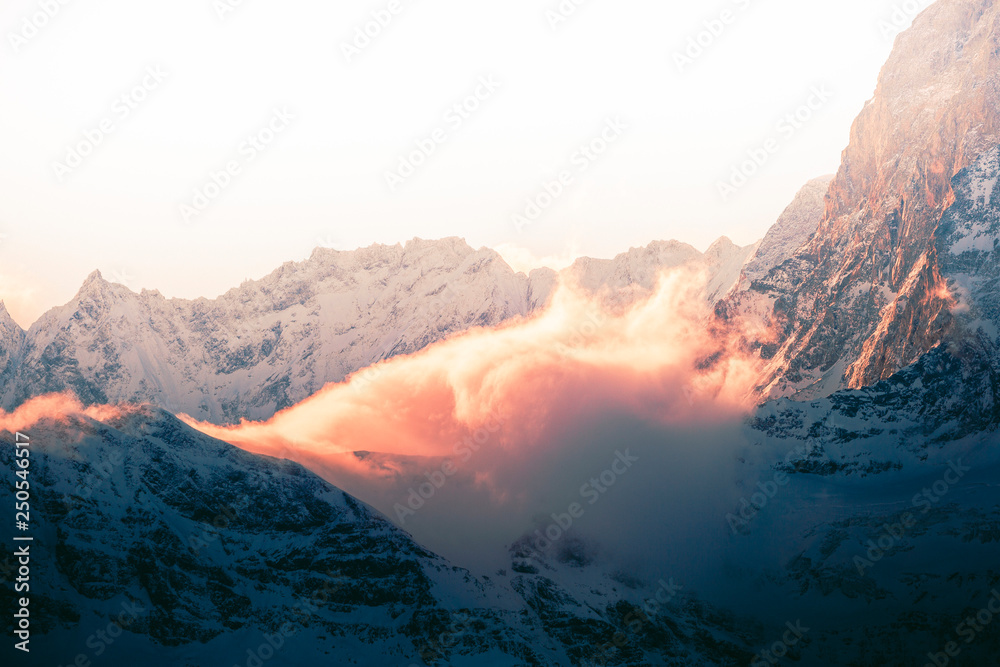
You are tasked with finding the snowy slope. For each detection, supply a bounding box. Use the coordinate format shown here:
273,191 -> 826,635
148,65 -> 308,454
700,145 -> 1000,665
1,239 -> 540,424
0,302 -> 25,380
741,175 -> 832,284
0,405 -> 558,665
0,236 -> 756,425
720,351 -> 1000,666
0,404 -> 770,667
719,0 -> 1000,399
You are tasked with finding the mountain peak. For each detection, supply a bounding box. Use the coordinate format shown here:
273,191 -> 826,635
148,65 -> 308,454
741,175 -> 833,284
0,300 -> 18,330
705,236 -> 737,255
726,0 -> 1000,398
73,269 -> 114,300
404,235 -> 471,251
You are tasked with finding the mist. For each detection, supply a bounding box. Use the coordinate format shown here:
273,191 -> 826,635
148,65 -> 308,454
183,268 -> 771,583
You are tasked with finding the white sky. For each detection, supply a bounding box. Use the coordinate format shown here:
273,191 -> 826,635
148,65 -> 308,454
0,0 -> 929,328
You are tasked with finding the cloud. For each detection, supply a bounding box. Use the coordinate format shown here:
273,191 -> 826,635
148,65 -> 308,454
183,266 -> 772,571
0,393 -> 125,433
187,266 -> 765,457
0,266 -> 773,579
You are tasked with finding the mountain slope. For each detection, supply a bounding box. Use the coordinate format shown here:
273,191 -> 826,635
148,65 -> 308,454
722,0 -> 1000,399
1,401 -> 770,666
741,175 -> 833,284
1,239 -> 541,424
0,402 -> 554,665
0,235 -> 757,425
0,302 -> 25,378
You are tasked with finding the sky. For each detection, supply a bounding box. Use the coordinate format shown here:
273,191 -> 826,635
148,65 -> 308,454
0,0 -> 932,328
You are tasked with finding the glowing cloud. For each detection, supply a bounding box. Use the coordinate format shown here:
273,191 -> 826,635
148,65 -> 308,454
185,266 -> 769,476
0,393 -> 126,433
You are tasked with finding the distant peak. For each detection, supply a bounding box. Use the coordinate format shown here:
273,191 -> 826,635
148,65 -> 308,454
403,236 -> 473,253
309,245 -> 342,260
707,236 -> 736,250
74,269 -> 114,300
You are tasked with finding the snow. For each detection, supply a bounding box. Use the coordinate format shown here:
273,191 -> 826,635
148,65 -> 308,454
1,235 -> 760,424
948,218 -> 997,254
742,175 -> 832,283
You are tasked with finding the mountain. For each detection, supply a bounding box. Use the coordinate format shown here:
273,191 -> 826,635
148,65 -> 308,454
722,0 -> 1000,399
711,142 -> 1000,665
0,302 -> 25,377
0,236 -> 756,425
740,175 -> 833,285
0,239 -> 544,424
559,237 -> 756,306
728,374 -> 1000,666
0,402 -> 766,666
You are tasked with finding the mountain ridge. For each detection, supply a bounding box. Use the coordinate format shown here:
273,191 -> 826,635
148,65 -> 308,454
721,0 -> 1000,400
0,234 -> 759,424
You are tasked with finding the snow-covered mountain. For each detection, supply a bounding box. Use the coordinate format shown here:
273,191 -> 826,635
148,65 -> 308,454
0,238 -> 546,424
0,302 -> 25,380
0,235 -> 755,425
721,0 -> 1000,400
740,175 -> 832,285
5,2 -> 1000,664
707,142 -> 1000,666
728,379 -> 1000,666
560,236 -> 757,306
0,403 -> 769,666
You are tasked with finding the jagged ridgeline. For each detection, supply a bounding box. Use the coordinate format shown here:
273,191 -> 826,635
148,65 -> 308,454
2,0 -> 1000,666
0,236 -> 754,425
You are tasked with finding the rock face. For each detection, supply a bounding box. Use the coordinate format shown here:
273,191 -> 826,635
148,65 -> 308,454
741,175 -> 833,284
938,144 -> 1000,336
746,144 -> 1000,439
0,236 -> 754,425
724,0 -> 1000,399
0,303 -> 25,379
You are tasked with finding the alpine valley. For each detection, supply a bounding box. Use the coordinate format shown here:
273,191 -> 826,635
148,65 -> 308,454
4,1 -> 1000,666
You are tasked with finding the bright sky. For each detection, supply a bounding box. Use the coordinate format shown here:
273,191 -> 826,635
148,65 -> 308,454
0,0 -> 930,328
